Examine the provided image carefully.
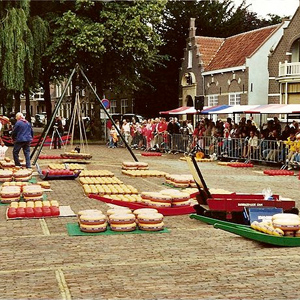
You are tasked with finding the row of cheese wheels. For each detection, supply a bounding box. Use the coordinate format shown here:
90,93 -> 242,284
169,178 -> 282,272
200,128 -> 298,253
7,200 -> 60,218
79,177 -> 123,185
2,181 -> 51,189
82,184 -> 138,195
121,170 -> 167,177
251,213 -> 300,237
47,163 -> 86,170
78,207 -> 164,233
79,170 -> 115,177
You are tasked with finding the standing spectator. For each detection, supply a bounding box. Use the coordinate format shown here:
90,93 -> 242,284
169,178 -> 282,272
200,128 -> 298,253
186,120 -> 194,136
109,125 -> 118,148
284,130 -> 297,169
121,119 -> 131,145
12,112 -> 33,169
53,115 -> 64,149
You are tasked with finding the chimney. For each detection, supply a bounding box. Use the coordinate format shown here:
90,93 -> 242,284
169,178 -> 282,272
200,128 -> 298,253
189,18 -> 196,38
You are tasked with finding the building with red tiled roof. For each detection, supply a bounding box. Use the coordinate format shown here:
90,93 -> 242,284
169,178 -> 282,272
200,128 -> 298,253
179,17 -> 290,120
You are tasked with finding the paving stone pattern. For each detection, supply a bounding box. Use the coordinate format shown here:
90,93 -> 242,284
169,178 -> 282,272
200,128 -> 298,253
1,145 -> 300,300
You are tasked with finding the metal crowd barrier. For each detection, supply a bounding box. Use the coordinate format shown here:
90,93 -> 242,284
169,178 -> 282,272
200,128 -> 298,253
166,134 -> 290,165
124,132 -> 296,166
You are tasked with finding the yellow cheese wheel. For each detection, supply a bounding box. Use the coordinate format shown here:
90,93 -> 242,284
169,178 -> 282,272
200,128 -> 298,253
79,213 -> 107,225
137,213 -> 164,224
110,222 -> 136,232
80,223 -> 107,233
138,222 -> 164,231
109,213 -> 136,224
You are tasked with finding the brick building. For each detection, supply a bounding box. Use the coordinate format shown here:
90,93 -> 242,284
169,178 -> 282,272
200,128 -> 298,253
268,5 -> 300,105
179,17 -> 293,117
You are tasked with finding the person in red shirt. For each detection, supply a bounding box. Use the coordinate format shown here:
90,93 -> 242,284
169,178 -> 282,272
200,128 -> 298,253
154,118 -> 167,149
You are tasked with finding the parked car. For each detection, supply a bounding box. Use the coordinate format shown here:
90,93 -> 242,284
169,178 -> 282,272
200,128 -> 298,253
34,113 -> 47,127
122,113 -> 145,123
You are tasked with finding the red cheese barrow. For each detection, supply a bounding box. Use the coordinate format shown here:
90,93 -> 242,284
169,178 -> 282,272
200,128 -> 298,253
185,156 -> 298,224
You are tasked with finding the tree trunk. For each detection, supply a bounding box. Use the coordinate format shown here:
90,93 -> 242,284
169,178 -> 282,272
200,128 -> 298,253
25,89 -> 31,122
14,92 -> 21,113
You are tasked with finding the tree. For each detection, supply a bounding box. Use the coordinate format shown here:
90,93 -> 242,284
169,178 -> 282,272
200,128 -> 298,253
43,0 -> 167,137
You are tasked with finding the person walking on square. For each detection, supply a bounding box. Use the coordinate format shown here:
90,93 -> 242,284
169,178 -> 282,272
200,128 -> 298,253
12,112 -> 33,169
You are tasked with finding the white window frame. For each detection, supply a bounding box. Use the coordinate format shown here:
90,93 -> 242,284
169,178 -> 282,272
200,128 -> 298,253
229,93 -> 241,106
208,95 -> 218,107
56,84 -> 62,98
121,99 -> 128,114
110,100 -> 117,114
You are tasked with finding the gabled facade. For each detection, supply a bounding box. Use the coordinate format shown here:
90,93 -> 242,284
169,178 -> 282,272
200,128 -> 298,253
179,18 -> 289,111
268,6 -> 300,105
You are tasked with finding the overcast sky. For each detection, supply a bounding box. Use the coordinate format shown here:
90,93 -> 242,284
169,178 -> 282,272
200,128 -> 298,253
232,0 -> 299,18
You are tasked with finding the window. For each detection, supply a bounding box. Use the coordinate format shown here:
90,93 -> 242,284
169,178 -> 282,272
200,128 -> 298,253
121,99 -> 128,114
110,100 -> 117,114
67,82 -> 73,96
56,84 -> 62,98
229,93 -> 241,106
188,50 -> 192,69
208,95 -> 218,106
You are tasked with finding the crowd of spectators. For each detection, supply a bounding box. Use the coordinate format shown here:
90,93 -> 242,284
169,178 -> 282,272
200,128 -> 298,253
106,115 -> 300,167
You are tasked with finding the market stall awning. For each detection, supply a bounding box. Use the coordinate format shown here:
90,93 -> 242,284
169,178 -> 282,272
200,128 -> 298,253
208,105 -> 260,114
159,106 -> 207,115
265,104 -> 300,114
244,104 -> 287,114
200,105 -> 231,114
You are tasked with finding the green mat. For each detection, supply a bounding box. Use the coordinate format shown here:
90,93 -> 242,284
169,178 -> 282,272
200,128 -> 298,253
66,223 -> 170,236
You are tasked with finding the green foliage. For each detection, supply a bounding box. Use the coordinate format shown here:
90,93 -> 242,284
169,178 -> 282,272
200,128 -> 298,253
29,16 -> 49,86
0,6 -> 34,92
46,0 -> 167,92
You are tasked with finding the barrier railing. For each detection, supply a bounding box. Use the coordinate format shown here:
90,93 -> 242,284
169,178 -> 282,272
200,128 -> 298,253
125,132 -> 298,167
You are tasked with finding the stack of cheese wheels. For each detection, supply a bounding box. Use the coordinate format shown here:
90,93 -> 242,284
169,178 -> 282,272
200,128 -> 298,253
109,212 -> 136,232
165,174 -> 193,188
22,185 -> 44,202
272,213 -> 300,237
0,185 -> 21,203
136,212 -> 164,231
141,192 -> 172,208
160,189 -> 191,207
78,209 -> 107,233
0,169 -> 13,182
122,161 -> 149,170
13,169 -> 33,182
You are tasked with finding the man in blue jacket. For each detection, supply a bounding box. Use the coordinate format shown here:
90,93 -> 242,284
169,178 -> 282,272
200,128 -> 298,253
12,112 -> 33,169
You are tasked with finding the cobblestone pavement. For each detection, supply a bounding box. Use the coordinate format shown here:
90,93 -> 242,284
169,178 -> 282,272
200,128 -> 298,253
1,144 -> 300,300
